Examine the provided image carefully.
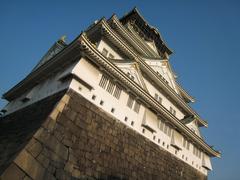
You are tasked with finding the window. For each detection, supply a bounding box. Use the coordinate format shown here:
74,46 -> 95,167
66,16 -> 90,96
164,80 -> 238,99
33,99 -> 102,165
133,101 -> 141,113
127,95 -> 134,108
158,96 -> 162,104
160,120 -> 164,131
100,100 -> 104,106
142,129 -> 145,134
92,95 -> 96,100
113,85 -> 122,99
111,108 -> 115,113
106,80 -> 115,94
187,141 -> 190,150
102,48 -> 108,56
158,120 -> 162,129
164,124 -> 168,134
124,117 -> 128,122
108,53 -> 114,59
127,72 -> 134,80
154,93 -> 162,104
153,136 -> 156,140
183,138 -> 186,148
131,121 -> 134,126
183,138 -> 190,150
99,74 -> 123,99
170,107 -> 176,116
167,127 -> 172,137
99,75 -> 108,89
158,139 -> 160,144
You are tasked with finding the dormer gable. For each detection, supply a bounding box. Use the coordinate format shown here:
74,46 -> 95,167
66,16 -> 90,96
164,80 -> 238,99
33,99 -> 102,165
144,58 -> 179,94
112,60 -> 147,90
145,40 -> 160,56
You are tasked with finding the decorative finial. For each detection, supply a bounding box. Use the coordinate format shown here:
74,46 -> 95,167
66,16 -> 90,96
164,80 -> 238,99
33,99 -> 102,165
60,35 -> 66,42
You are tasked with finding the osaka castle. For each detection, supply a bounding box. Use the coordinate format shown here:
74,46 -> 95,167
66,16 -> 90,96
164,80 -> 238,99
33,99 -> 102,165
0,8 -> 220,180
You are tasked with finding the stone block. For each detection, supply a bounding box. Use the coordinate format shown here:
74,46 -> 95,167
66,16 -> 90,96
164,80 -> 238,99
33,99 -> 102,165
14,150 -> 45,180
1,163 -> 25,180
27,139 -> 42,158
49,109 -> 60,121
34,128 -> 68,160
37,154 -> 50,168
61,94 -> 70,104
23,175 -> 32,180
72,168 -> 81,178
64,161 -> 74,173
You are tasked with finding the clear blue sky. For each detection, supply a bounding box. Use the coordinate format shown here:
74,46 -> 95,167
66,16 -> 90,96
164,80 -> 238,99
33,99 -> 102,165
0,1 -> 239,179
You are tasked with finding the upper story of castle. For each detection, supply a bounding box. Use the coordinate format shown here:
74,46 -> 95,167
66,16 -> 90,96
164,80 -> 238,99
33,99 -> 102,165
0,8 -> 220,175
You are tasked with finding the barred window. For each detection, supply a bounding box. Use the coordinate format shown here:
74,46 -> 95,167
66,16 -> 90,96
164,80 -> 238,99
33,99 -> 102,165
187,141 -> 190,150
183,138 -> 186,148
154,93 -> 162,104
99,75 -> 108,89
133,101 -> 140,113
113,85 -> 122,99
160,120 -> 164,131
158,120 -> 162,129
102,48 -> 108,56
127,95 -> 134,108
108,53 -> 114,59
193,146 -> 196,155
158,96 -> 163,104
167,127 -> 172,137
106,80 -> 115,94
170,106 -> 176,116
164,124 -> 168,134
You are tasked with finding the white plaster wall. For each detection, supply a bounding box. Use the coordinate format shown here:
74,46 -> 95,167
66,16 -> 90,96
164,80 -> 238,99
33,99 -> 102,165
2,62 -> 77,115
186,121 -> 201,137
143,77 -> 185,120
97,39 -> 123,59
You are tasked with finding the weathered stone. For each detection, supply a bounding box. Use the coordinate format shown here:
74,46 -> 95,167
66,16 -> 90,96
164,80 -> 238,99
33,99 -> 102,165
37,154 -> 50,168
1,163 -> 25,180
49,109 -> 60,121
14,150 -> 45,180
64,161 -> 74,173
0,90 -> 207,180
56,101 -> 66,112
71,168 -> 81,178
35,128 -> 68,160
61,94 -> 70,104
27,139 -> 42,158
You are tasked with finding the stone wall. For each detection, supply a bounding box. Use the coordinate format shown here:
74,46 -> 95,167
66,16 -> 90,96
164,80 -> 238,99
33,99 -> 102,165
0,89 -> 207,180
0,90 -> 66,176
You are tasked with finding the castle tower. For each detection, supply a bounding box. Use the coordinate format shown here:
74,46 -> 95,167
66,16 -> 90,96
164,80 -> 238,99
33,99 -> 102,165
0,8 -> 220,180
